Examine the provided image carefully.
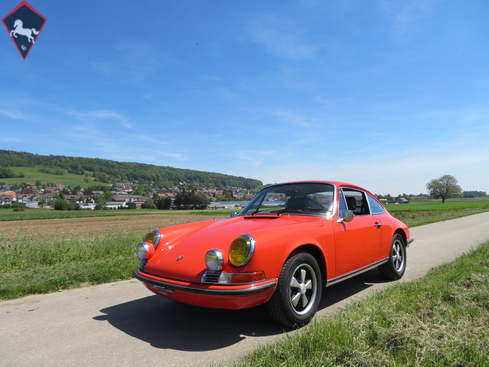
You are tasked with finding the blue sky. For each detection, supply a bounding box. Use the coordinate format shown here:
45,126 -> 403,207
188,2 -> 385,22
1,1 -> 488,195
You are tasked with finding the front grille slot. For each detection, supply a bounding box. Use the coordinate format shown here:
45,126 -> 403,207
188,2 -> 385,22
201,271 -> 221,284
139,260 -> 148,272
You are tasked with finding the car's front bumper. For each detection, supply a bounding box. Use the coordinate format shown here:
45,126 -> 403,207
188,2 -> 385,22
134,270 -> 277,310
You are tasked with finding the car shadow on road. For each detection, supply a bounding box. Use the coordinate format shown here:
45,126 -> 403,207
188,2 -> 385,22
94,269 -> 389,352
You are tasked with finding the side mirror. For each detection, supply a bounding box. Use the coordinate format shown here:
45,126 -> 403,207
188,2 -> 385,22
230,211 -> 237,218
336,210 -> 354,223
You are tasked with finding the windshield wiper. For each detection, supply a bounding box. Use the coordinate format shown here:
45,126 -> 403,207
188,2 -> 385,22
248,210 -> 281,216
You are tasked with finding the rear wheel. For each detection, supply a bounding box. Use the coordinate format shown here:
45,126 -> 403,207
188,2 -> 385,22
267,252 -> 322,328
379,233 -> 406,280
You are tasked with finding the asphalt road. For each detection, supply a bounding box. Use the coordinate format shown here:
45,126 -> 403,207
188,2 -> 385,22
1,212 -> 489,367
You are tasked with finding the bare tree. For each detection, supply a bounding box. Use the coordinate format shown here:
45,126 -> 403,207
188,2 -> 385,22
426,174 -> 462,203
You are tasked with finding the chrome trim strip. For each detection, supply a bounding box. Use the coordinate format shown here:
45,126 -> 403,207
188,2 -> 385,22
134,271 -> 276,296
152,230 -> 161,248
326,258 -> 388,286
238,234 -> 255,267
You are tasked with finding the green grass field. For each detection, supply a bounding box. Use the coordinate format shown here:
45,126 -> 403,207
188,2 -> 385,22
0,208 -> 164,221
1,166 -> 106,188
386,199 -> 489,227
386,198 -> 489,213
0,208 -> 234,221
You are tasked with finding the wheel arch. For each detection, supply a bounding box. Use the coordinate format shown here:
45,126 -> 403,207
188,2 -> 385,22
394,228 -> 407,244
288,244 -> 327,287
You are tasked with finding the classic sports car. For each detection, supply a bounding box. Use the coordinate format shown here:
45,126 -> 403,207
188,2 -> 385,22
135,181 -> 413,327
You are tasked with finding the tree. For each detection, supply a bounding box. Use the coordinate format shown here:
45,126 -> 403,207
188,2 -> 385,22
53,197 -> 71,210
163,197 -> 172,209
141,198 -> 155,209
426,174 -> 462,203
156,197 -> 172,210
71,186 -> 82,195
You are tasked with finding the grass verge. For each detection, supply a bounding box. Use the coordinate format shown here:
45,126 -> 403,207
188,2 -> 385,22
232,241 -> 489,367
0,230 -> 140,300
392,207 -> 489,227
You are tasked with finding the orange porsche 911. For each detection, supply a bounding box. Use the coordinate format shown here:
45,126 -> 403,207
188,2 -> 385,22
135,181 -> 413,327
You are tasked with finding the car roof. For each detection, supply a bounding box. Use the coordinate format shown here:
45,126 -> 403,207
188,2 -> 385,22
263,181 -> 376,196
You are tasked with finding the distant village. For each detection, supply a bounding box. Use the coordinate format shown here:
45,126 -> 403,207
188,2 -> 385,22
0,182 -> 257,210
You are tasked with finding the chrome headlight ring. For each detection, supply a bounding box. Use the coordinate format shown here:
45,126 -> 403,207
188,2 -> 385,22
137,242 -> 155,260
229,234 -> 255,267
205,249 -> 224,271
143,230 -> 161,248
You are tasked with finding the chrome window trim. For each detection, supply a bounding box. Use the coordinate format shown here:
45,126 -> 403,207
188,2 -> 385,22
240,182 -> 336,218
366,192 -> 386,215
340,187 -> 371,216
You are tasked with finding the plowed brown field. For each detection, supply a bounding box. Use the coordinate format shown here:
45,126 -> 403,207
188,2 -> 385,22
0,214 -> 229,240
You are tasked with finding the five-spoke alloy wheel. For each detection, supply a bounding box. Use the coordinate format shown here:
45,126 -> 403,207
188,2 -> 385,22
379,233 -> 406,280
267,252 -> 322,328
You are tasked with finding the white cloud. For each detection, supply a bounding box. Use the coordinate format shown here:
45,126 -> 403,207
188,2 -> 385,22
248,137 -> 489,195
247,15 -> 318,60
380,0 -> 436,42
271,108 -> 314,128
158,151 -> 186,161
0,108 -> 32,120
68,109 -> 132,129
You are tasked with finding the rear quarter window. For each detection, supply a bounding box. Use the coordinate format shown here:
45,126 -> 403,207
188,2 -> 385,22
367,193 -> 385,214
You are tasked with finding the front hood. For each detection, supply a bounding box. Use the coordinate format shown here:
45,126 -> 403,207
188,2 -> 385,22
144,215 -> 323,281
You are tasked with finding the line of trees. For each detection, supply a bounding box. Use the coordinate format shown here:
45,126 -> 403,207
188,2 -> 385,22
462,191 -> 487,198
173,190 -> 210,209
0,150 -> 262,189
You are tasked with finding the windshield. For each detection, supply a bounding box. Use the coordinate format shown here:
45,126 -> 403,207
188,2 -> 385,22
240,183 -> 335,217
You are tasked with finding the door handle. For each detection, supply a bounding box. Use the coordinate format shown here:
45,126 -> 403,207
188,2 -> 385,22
374,222 -> 382,228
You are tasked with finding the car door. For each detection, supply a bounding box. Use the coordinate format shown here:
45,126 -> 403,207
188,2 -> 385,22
333,187 -> 383,276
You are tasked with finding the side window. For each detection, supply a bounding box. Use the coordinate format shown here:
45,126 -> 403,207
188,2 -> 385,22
367,193 -> 385,214
342,188 -> 370,215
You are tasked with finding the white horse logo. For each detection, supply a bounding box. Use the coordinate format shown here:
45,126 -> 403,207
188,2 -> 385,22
10,19 -> 39,44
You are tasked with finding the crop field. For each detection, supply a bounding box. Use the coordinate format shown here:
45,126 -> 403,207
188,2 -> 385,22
0,213 -> 228,241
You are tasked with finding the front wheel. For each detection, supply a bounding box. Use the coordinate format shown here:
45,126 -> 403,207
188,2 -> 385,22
379,233 -> 406,280
267,252 -> 322,328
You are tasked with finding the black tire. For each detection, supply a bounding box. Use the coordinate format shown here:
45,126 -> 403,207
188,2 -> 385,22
267,252 -> 322,328
379,233 -> 406,280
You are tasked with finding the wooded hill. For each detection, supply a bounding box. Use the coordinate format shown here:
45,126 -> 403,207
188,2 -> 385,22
0,150 -> 262,190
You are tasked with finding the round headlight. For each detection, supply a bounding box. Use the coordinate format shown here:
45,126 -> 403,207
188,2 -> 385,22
229,234 -> 255,267
143,231 -> 161,248
137,242 -> 155,260
205,249 -> 224,271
